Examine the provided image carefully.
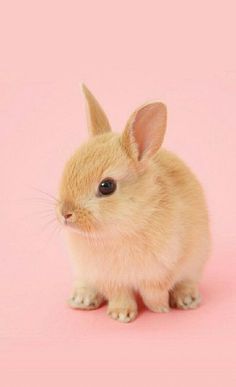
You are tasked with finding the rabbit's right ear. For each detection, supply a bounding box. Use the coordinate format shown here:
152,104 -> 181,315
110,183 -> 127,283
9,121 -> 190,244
81,84 -> 111,136
121,102 -> 167,161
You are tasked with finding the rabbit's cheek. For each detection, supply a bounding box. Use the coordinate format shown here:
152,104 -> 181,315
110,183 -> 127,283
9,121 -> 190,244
76,207 -> 97,232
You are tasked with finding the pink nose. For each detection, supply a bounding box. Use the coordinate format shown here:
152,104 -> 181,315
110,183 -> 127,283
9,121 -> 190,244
64,213 -> 72,219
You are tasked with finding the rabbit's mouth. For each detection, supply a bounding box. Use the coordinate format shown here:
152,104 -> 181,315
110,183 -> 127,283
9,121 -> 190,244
56,201 -> 97,233
63,222 -> 108,241
57,217 -> 95,235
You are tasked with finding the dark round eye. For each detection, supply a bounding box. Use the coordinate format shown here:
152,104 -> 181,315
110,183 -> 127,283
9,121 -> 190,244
98,178 -> 117,196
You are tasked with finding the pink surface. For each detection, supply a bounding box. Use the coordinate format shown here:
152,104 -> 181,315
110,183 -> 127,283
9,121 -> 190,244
1,1 -> 236,386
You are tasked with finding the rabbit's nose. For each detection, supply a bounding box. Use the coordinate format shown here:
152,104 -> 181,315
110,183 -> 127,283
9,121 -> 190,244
59,202 -> 76,224
64,213 -> 72,219
61,211 -> 76,224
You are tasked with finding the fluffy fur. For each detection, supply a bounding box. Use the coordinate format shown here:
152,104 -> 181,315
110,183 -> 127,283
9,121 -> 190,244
56,85 -> 210,323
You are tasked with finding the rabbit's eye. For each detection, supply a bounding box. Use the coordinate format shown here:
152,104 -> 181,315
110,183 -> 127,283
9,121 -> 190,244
98,178 -> 117,196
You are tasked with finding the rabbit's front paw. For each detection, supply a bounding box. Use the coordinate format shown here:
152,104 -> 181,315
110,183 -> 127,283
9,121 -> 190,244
68,287 -> 104,310
170,282 -> 201,310
107,307 -> 137,323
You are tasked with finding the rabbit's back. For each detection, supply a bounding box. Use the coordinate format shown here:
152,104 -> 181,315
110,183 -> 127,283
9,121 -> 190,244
155,148 -> 209,221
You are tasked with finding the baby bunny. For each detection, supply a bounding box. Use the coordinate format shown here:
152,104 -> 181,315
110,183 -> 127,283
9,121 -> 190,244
56,85 -> 210,323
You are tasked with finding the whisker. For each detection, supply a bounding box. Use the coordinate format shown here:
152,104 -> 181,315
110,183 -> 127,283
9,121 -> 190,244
19,206 -> 56,221
20,212 -> 57,222
22,197 -> 57,204
41,217 -> 58,231
47,222 -> 61,238
38,222 -> 63,252
29,186 -> 59,202
32,207 -> 57,214
37,212 -> 58,220
35,210 -> 56,216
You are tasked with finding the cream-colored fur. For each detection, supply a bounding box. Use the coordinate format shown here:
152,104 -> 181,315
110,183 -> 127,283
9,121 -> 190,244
57,85 -> 210,323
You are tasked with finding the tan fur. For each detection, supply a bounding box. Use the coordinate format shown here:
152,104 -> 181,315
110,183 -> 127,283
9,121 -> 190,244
56,86 -> 210,323
81,83 -> 111,136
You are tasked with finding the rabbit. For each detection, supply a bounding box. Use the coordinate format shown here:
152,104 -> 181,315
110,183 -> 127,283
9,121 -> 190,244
56,84 -> 210,323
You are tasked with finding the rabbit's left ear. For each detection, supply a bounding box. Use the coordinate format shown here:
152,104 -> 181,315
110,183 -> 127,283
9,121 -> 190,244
81,84 -> 111,136
122,102 -> 167,161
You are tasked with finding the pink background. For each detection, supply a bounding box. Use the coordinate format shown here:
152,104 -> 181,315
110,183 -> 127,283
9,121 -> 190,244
1,1 -> 236,386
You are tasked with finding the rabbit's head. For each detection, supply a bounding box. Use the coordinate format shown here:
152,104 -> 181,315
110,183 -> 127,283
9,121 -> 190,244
57,85 -> 167,239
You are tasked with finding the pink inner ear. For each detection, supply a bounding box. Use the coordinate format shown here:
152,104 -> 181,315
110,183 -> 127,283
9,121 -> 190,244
132,103 -> 167,160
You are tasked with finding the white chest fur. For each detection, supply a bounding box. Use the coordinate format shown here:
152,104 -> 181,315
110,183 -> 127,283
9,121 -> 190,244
65,228 -> 182,290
